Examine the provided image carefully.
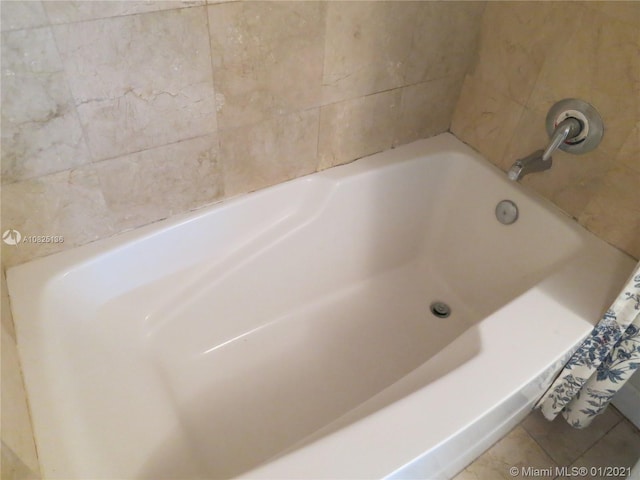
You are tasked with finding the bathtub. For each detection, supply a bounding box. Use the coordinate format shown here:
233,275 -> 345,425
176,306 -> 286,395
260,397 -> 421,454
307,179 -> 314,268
8,133 -> 635,479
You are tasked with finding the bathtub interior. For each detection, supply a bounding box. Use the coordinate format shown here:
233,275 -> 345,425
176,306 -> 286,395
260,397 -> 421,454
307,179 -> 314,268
7,133 -> 622,479
142,151 -> 586,477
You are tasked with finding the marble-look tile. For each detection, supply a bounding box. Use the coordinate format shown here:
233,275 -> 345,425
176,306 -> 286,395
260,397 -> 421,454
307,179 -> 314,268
579,165 -> 640,260
570,420 -> 640,479
53,7 -> 216,161
318,89 -> 401,170
219,109 -> 319,197
500,107 -> 549,172
521,407 -> 622,466
404,1 -> 485,87
523,14 -> 588,117
1,167 -> 113,267
322,0 -> 481,105
1,135 -> 223,266
394,76 -> 463,147
320,1 -> 482,105
473,2 -> 582,106
1,322 -> 40,475
321,1 -> 419,105
588,9 -> 639,156
92,134 -> 223,232
43,1 -> 204,24
527,7 -> 639,158
521,148 -> 614,221
0,0 -> 47,32
455,426 -> 557,480
451,74 -> 525,165
1,442 -> 40,480
1,27 -> 90,183
207,1 -> 324,130
586,1 -> 640,27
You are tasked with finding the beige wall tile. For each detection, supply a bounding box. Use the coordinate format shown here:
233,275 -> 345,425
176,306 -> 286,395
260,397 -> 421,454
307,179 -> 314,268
2,135 -> 223,266
1,27 -> 90,183
522,149 -> 614,221
1,168 -> 113,267
586,1 -> 640,27
322,1 -> 482,105
43,1 -> 204,24
208,2 -> 324,130
579,165 -> 640,260
394,76 -> 463,147
318,89 -> 401,170
0,1 -> 47,32
93,135 -> 223,232
1,269 -> 15,341
1,322 -> 40,475
527,8 -> 639,157
451,74 -> 525,165
501,107 -> 549,171
220,109 -> 319,197
473,2 -> 582,106
322,1 -> 419,105
404,1 -> 485,86
52,7 -> 216,161
1,442 -> 40,480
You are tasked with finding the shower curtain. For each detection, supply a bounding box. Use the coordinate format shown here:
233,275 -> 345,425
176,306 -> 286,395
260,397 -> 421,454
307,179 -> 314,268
536,261 -> 640,428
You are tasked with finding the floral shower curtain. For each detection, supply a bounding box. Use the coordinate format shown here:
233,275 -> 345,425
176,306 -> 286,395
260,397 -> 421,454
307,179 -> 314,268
536,261 -> 640,428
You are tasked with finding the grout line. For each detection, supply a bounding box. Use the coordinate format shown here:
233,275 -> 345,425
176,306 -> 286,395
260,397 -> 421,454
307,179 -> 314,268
38,5 -> 98,182
517,421 -> 559,468
203,1 -> 225,198
566,420 -> 626,472
523,414 -> 562,466
525,406 -> 625,469
1,132 -> 220,188
41,2 -> 204,29
315,1 -> 329,173
1,2 -> 206,34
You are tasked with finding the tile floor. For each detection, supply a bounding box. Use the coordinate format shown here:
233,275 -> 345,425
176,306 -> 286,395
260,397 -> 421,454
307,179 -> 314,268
454,406 -> 640,480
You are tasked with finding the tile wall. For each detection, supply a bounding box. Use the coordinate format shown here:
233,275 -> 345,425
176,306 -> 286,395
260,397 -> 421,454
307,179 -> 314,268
1,0 -> 485,267
452,1 -> 640,260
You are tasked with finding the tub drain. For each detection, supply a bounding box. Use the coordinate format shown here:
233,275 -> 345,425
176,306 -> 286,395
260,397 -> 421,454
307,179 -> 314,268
430,301 -> 451,318
495,200 -> 518,225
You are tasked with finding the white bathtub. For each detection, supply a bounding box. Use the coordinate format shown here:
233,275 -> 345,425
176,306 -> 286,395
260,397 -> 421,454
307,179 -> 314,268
8,133 -> 635,479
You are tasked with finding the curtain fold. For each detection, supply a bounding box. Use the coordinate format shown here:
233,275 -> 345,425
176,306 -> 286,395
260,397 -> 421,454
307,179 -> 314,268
536,261 -> 640,428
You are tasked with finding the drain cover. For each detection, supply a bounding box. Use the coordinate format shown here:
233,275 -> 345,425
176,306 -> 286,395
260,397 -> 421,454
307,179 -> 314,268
430,301 -> 451,318
495,199 -> 518,225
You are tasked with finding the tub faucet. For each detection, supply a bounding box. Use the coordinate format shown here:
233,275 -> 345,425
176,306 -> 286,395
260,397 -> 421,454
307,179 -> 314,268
508,117 -> 581,181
